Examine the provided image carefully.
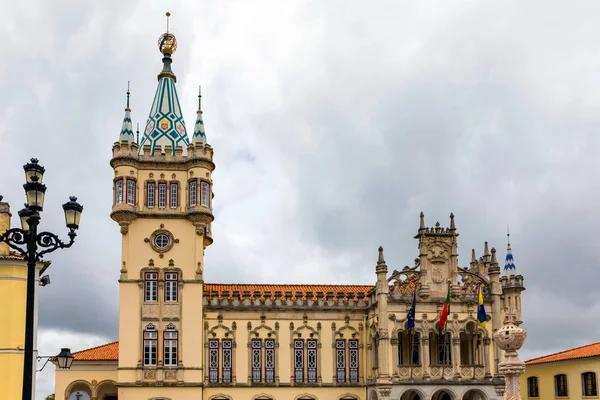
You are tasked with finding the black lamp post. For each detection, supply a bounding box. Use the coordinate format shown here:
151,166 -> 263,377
0,158 -> 83,400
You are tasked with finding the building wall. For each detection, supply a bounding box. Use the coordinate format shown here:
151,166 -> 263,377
54,365 -> 118,400
520,357 -> 600,400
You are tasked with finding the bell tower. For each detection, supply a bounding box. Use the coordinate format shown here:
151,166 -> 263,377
110,21 -> 214,396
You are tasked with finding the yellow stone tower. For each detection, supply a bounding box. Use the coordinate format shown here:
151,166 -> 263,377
110,26 -> 214,398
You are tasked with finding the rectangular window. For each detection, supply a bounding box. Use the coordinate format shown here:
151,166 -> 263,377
252,339 -> 262,383
147,182 -> 155,208
170,183 -> 178,209
555,374 -> 568,397
349,339 -> 359,383
265,339 -> 275,384
294,340 -> 304,383
307,339 -> 317,383
409,332 -> 420,365
583,372 -> 597,396
437,333 -> 451,365
164,331 -> 178,367
144,272 -> 158,302
189,180 -> 197,207
143,330 -> 157,366
127,180 -> 135,205
222,339 -> 232,383
158,183 -> 167,209
164,272 -> 178,302
527,376 -> 539,397
336,340 -> 346,383
209,339 -> 219,383
115,180 -> 123,204
200,181 -> 210,207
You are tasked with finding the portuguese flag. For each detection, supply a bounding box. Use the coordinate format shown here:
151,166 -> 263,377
438,284 -> 451,331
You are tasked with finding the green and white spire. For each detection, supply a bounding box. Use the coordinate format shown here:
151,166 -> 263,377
119,82 -> 135,143
138,29 -> 191,155
192,86 -> 207,146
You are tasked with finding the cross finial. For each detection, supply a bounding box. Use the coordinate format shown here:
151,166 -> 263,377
166,12 -> 171,33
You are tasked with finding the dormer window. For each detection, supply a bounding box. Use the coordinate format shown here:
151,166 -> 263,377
200,181 -> 210,207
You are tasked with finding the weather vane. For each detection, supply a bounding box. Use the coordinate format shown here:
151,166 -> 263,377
166,11 -> 171,33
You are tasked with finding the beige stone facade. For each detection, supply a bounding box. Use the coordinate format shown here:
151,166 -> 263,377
54,28 -> 525,400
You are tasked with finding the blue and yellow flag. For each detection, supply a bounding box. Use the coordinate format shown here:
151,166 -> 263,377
477,286 -> 487,328
407,288 -> 416,329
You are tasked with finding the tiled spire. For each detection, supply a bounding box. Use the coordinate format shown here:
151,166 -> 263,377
192,86 -> 207,146
504,229 -> 516,276
138,26 -> 191,155
118,82 -> 134,143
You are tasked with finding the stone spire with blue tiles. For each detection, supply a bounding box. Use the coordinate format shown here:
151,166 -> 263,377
192,86 -> 207,146
138,26 -> 191,155
504,230 -> 516,276
119,82 -> 135,143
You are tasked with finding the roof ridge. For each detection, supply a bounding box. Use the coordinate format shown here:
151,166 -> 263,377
204,283 -> 374,287
73,340 -> 119,355
526,341 -> 600,363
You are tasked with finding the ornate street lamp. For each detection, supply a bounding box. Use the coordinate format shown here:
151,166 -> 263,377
37,348 -> 75,372
0,158 -> 83,400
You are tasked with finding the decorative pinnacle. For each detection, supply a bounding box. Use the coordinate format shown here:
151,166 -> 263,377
158,12 -> 177,56
484,241 -> 490,256
471,249 -> 476,263
449,212 -> 455,230
419,212 -> 425,230
126,81 -> 130,110
136,123 -> 140,144
376,246 -> 387,273
491,247 -> 498,264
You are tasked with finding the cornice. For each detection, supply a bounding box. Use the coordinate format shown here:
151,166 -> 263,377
110,156 -> 215,172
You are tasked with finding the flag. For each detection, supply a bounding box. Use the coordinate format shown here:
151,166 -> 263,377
438,284 -> 451,331
477,286 -> 487,328
407,287 -> 416,329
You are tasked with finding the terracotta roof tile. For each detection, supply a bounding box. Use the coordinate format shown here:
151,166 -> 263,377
204,283 -> 374,301
73,341 -> 118,361
526,342 -> 600,365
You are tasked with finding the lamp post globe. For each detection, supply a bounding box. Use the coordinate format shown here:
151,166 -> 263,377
62,197 -> 83,230
56,348 -> 74,370
23,158 -> 45,183
17,207 -> 34,231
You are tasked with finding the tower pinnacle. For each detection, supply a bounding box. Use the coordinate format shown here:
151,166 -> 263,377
118,81 -> 134,143
504,227 -> 517,276
192,86 -> 207,146
138,18 -> 190,155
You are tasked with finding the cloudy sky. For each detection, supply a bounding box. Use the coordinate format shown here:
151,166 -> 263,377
2,0 -> 600,397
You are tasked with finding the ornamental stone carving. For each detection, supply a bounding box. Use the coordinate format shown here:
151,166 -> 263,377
163,304 -> 180,319
494,319 -> 527,400
142,304 -> 159,319
143,370 -> 156,380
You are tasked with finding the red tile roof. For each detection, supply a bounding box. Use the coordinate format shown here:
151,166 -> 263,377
203,283 -> 374,301
73,341 -> 118,361
526,342 -> 600,365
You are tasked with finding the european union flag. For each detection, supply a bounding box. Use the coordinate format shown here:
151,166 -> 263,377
407,288 -> 417,329
477,286 -> 487,328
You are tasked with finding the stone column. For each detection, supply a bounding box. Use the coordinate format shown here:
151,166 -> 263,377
391,336 -> 399,376
452,336 -> 461,378
493,321 -> 527,400
421,335 -> 430,379
483,337 -> 491,378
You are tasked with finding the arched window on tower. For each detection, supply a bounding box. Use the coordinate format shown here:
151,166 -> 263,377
200,181 -> 211,207
126,179 -> 136,205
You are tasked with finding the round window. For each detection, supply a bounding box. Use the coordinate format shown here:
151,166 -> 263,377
154,234 -> 170,249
